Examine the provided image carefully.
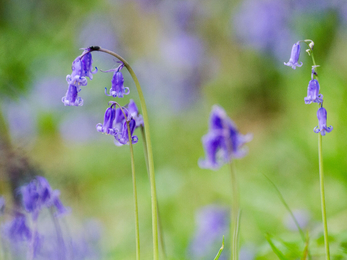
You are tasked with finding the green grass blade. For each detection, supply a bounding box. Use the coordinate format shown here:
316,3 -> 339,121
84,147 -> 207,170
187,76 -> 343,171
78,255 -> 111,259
265,233 -> 289,260
213,236 -> 225,260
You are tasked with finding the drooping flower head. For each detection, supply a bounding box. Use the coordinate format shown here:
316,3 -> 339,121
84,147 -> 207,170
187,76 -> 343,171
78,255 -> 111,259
66,48 -> 97,85
96,104 -> 117,135
127,99 -> 144,128
63,48 -> 97,107
103,62 -> 130,98
304,79 -> 323,104
61,84 -> 84,106
3,213 -> 32,242
21,176 -> 69,220
284,41 -> 303,69
304,68 -> 323,104
199,105 -> 252,170
314,107 -> 333,136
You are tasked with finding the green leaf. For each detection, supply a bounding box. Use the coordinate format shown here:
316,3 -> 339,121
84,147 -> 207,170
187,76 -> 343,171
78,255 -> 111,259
265,233 -> 289,260
213,236 -> 225,260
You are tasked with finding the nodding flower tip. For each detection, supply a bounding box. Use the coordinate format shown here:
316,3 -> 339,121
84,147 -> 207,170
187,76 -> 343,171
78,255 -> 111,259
199,105 -> 252,170
284,41 -> 303,69
314,107 -> 333,136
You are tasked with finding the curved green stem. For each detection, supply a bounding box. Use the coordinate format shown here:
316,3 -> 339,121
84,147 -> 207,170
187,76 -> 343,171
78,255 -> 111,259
318,134 -> 330,260
95,48 -> 159,260
141,127 -> 167,260
229,162 -> 239,260
127,121 -> 141,260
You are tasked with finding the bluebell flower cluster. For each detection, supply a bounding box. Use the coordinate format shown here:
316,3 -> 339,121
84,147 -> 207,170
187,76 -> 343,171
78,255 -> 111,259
0,177 -> 70,258
63,48 -> 142,146
62,48 -> 98,106
199,105 -> 252,170
96,100 -> 143,146
284,41 -> 333,136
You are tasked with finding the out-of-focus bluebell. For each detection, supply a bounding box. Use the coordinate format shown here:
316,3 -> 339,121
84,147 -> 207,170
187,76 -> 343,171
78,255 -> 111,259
233,0 -> 295,61
314,107 -> 333,136
189,205 -> 229,260
284,42 -> 303,70
283,209 -> 310,232
199,105 -> 252,170
21,176 -> 69,220
134,31 -> 206,113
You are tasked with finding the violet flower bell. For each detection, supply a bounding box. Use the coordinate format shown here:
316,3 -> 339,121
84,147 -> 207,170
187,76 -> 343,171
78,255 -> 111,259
96,104 -> 117,135
21,176 -> 69,219
314,107 -> 333,136
62,83 -> 84,106
304,79 -> 323,104
199,105 -> 252,170
66,48 -> 97,85
284,41 -> 303,69
114,118 -> 139,146
103,62 -> 130,98
128,99 -> 144,127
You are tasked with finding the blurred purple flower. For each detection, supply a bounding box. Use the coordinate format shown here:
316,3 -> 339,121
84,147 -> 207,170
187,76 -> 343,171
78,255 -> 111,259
103,62 -> 130,98
114,118 -> 138,146
199,106 -> 252,170
284,41 -> 303,69
233,0 -> 290,54
3,213 -> 32,242
127,99 -> 144,128
314,107 -> 333,136
21,176 -> 69,219
189,205 -> 229,260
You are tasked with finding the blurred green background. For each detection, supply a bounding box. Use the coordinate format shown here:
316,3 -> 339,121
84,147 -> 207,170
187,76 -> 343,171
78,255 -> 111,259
1,0 -> 347,259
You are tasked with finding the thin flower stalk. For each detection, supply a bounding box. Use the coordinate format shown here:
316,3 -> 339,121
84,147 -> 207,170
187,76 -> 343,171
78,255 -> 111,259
306,42 -> 330,260
90,47 -> 159,260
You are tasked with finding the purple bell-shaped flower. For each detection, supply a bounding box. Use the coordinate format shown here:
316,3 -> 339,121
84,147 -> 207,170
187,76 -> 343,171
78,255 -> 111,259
199,105 -> 252,170
304,79 -> 323,104
284,41 -> 303,69
103,62 -> 130,98
314,107 -> 333,136
62,84 -> 84,106
96,104 -> 117,135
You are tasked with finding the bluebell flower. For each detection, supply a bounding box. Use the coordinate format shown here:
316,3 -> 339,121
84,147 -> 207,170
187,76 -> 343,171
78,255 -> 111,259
314,107 -> 333,136
63,48 -> 97,107
128,99 -> 144,128
189,205 -> 229,260
199,106 -> 252,170
66,48 -> 97,85
96,104 -> 117,135
61,83 -> 84,106
21,176 -> 69,219
284,41 -> 303,69
304,79 -> 323,104
3,213 -> 32,242
103,62 -> 130,98
114,117 -> 138,146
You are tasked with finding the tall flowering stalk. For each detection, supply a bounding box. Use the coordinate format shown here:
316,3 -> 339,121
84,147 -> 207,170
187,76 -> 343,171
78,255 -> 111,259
285,40 -> 332,260
62,46 -> 160,260
199,105 -> 252,260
